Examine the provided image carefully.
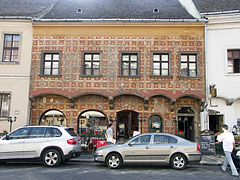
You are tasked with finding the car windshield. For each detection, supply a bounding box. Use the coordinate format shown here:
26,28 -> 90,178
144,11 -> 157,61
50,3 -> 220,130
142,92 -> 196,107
65,128 -> 78,136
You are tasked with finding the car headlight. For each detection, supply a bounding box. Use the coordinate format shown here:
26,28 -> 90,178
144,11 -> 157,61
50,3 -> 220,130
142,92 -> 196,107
236,151 -> 240,157
95,150 -> 103,155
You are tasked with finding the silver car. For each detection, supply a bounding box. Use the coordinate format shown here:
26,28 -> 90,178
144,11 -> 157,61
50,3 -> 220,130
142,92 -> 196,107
94,133 -> 201,170
0,126 -> 81,167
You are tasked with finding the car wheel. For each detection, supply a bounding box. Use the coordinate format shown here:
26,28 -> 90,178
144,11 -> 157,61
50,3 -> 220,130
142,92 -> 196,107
43,149 -> 61,167
106,153 -> 122,169
170,154 -> 187,170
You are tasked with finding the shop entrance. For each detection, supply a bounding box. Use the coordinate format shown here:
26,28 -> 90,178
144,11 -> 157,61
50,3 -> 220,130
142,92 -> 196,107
209,115 -> 223,134
177,107 -> 195,141
116,110 -> 139,142
178,116 -> 194,141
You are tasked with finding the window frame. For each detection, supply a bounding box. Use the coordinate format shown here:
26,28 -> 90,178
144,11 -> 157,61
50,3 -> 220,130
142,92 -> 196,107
40,51 -> 61,77
151,52 -> 172,77
153,135 -> 178,144
7,127 -> 31,140
148,114 -> 164,133
0,93 -> 11,119
1,33 -> 21,64
129,135 -> 152,145
227,49 -> 240,74
179,52 -> 200,78
119,52 -> 141,78
81,51 -> 102,77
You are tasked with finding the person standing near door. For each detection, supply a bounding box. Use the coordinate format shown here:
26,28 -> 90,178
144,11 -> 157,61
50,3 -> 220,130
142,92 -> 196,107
216,124 -> 239,177
105,123 -> 115,145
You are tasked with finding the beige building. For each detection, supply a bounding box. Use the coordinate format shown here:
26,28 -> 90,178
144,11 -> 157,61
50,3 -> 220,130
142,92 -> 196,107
0,0 -> 54,132
0,19 -> 33,132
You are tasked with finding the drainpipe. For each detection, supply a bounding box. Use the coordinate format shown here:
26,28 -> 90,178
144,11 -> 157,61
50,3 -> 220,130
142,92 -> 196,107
204,21 -> 209,130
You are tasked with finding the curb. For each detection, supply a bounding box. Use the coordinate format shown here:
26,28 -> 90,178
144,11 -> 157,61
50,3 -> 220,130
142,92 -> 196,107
70,158 -> 222,166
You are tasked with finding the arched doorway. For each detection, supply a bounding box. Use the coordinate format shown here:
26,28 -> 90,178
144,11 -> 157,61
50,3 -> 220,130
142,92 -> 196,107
177,107 -> 195,141
77,110 -> 107,135
39,109 -> 66,126
116,110 -> 139,142
148,114 -> 163,133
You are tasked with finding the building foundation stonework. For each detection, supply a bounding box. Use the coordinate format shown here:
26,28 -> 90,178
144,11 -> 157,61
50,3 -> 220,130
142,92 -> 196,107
30,23 -> 205,142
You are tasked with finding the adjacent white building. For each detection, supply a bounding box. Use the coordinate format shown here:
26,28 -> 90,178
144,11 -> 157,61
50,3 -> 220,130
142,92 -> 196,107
193,0 -> 240,133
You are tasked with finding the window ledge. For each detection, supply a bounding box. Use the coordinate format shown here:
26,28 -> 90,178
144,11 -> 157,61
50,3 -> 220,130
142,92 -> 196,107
39,74 -> 62,78
118,75 -> 141,78
149,75 -> 173,79
178,76 -> 202,79
226,73 -> 240,76
0,61 -> 19,65
80,75 -> 103,78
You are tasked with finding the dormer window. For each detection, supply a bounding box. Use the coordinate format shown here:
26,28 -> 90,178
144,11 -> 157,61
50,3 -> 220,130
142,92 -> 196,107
76,8 -> 82,13
153,8 -> 159,13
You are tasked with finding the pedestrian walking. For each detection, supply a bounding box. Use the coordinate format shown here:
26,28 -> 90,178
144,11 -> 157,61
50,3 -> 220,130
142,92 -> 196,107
216,124 -> 239,177
105,123 -> 115,145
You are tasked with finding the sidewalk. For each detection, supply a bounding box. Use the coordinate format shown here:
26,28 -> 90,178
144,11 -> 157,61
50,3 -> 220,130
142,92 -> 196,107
71,154 -> 225,166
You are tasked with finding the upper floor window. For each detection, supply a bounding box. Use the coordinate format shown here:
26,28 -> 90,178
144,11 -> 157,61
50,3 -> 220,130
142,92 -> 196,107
2,34 -> 20,63
120,52 -> 140,77
152,53 -> 170,76
41,51 -> 61,76
227,50 -> 240,74
0,94 -> 10,118
82,52 -> 100,76
180,53 -> 197,77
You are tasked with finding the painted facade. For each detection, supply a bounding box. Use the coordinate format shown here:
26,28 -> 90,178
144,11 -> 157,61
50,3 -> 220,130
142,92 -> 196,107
30,22 -> 205,142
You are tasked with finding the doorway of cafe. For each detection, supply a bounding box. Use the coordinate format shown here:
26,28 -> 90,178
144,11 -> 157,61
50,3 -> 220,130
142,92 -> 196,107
116,110 -> 139,143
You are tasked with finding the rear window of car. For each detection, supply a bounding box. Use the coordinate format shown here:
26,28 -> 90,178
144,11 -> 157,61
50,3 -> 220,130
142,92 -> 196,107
154,135 -> 178,144
52,128 -> 62,137
65,128 -> 78,136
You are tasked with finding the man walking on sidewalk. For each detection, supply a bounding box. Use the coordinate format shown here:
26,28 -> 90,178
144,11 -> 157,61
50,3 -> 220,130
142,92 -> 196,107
105,123 -> 115,145
216,124 -> 239,177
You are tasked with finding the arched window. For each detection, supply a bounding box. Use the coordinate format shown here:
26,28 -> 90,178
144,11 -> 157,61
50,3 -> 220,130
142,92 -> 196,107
78,110 -> 107,136
39,109 -> 66,126
148,115 -> 163,133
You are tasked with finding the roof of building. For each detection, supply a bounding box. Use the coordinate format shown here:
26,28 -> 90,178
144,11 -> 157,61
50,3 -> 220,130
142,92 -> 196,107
193,0 -> 240,14
0,0 -> 55,18
40,0 -> 195,20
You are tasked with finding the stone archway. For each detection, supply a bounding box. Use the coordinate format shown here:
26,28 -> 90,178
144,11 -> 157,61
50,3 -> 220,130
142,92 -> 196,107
39,109 -> 66,126
77,109 -> 108,135
116,110 -> 139,142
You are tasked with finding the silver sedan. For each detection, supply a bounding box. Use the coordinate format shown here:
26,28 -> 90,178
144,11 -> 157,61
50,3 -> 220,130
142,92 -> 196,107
94,133 -> 202,169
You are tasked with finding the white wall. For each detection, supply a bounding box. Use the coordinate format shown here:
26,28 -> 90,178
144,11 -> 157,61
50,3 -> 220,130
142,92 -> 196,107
206,14 -> 240,131
0,19 -> 32,132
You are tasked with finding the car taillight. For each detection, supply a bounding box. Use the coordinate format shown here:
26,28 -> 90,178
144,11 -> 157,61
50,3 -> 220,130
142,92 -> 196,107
197,144 -> 200,151
67,138 -> 77,145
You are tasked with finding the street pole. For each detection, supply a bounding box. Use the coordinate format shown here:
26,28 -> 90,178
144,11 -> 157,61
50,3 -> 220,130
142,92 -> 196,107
8,116 -> 17,132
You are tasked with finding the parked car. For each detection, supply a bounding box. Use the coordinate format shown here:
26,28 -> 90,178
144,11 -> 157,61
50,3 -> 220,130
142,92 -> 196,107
0,126 -> 81,167
232,147 -> 240,169
94,133 -> 201,169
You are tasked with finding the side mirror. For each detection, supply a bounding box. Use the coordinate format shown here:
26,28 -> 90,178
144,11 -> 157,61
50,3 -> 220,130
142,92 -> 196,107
128,142 -> 133,146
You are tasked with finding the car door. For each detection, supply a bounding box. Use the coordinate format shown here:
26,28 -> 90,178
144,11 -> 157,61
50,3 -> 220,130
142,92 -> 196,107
124,134 -> 152,162
151,134 -> 178,162
0,127 -> 30,159
23,127 -> 52,158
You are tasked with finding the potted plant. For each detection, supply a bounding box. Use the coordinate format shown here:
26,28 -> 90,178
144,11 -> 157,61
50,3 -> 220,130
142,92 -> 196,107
0,129 -> 8,137
175,130 -> 185,138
